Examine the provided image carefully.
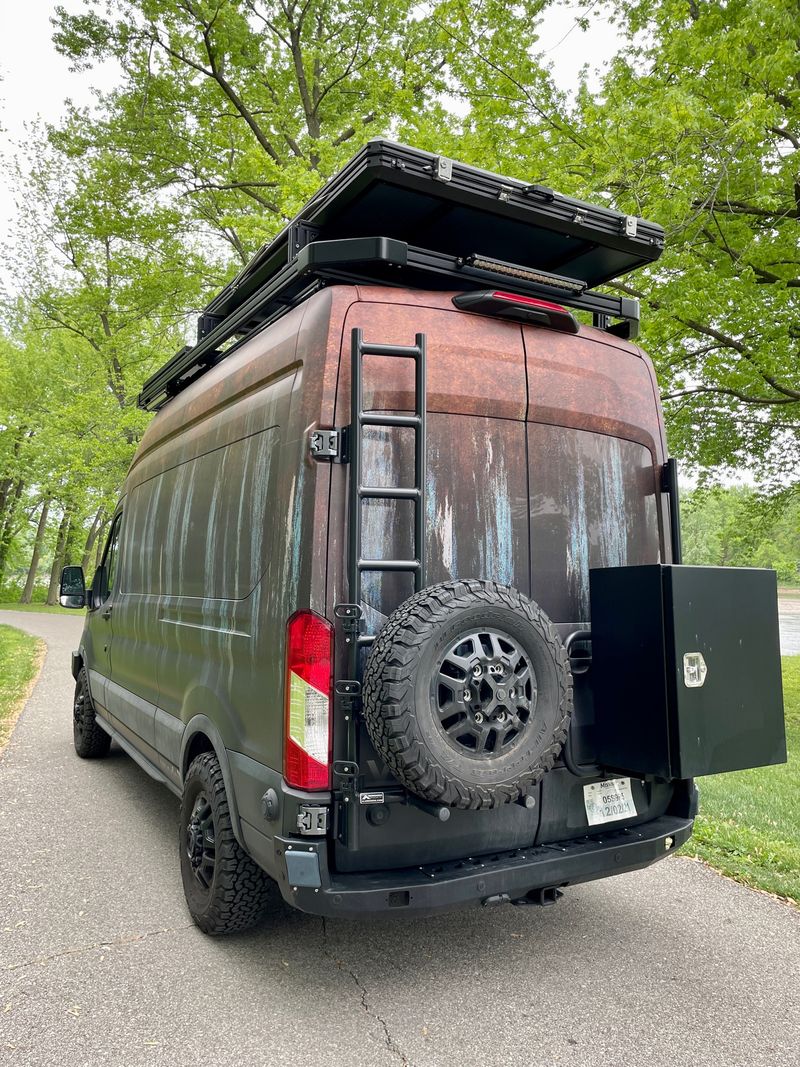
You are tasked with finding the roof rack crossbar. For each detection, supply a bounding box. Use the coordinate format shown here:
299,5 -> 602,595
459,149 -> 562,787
139,237 -> 640,411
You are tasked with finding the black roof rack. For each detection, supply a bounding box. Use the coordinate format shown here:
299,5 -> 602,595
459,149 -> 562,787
140,140 -> 663,411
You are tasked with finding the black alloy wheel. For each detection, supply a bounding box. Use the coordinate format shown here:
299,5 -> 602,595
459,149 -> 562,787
185,790 -> 216,892
72,667 -> 111,759
435,628 -> 536,758
179,752 -> 278,934
362,579 -> 573,809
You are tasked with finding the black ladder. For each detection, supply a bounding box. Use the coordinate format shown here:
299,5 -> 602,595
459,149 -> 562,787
335,327 -> 427,847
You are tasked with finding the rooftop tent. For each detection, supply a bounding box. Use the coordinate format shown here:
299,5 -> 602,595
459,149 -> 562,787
140,140 -> 664,411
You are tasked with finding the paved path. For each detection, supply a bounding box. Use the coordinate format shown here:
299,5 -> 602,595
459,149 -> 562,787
1,611 -> 798,1067
779,592 -> 800,655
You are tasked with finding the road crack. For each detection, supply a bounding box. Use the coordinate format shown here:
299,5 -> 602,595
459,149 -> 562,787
320,917 -> 413,1067
5,923 -> 196,973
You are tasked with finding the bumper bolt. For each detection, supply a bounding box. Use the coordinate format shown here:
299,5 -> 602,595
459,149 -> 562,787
665,836 -> 674,850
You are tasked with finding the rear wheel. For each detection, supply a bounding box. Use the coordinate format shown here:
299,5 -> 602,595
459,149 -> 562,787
73,667 -> 111,759
180,752 -> 276,935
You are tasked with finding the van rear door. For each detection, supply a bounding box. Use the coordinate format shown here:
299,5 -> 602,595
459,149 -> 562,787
524,323 -> 668,806
328,294 -> 539,872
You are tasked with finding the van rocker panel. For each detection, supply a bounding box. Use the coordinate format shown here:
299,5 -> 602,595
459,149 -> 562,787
276,814 -> 692,917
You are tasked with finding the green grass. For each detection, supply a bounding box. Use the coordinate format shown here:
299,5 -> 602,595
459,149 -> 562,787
0,602 -> 74,614
684,656 -> 800,904
0,625 -> 44,748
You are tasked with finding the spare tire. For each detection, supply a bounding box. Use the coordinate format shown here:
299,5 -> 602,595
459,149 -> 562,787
362,580 -> 572,810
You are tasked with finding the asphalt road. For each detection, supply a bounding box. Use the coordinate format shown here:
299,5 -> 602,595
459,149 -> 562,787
779,592 -> 800,655
1,611 -> 798,1067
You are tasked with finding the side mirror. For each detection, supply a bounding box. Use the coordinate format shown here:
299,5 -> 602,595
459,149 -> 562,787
59,565 -> 86,609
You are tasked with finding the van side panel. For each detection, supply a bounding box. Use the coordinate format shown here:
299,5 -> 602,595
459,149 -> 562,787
119,303 -> 309,784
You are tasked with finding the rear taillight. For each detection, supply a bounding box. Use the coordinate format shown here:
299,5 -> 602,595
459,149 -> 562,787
284,611 -> 333,790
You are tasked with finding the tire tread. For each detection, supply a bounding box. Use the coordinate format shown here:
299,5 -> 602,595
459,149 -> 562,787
362,580 -> 573,810
181,752 -> 277,935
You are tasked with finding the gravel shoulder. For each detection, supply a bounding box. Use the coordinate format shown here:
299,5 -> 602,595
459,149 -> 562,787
1,610 -> 798,1067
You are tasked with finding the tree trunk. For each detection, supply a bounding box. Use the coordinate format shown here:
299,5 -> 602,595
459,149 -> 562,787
46,510 -> 71,605
20,499 -> 50,603
0,477 -> 25,588
92,517 -> 109,577
81,508 -> 104,572
0,428 -> 25,521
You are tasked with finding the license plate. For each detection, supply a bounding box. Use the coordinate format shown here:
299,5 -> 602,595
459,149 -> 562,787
583,778 -> 637,826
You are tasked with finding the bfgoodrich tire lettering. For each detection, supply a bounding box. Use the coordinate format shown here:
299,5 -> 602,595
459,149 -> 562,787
180,752 -> 277,935
362,580 -> 573,809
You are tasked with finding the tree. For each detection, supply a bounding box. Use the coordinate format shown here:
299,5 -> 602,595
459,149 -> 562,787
682,484 -> 800,582
2,0 -> 793,536
53,0 -> 461,263
573,0 -> 799,487
0,126 -> 206,597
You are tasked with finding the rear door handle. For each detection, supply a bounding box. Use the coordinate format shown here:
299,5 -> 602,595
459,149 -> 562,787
101,606 -> 113,620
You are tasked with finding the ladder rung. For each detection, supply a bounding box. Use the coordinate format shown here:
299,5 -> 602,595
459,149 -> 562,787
360,343 -> 422,360
359,342 -> 421,358
357,635 -> 376,647
361,413 -> 420,428
358,559 -> 421,572
360,486 -> 419,500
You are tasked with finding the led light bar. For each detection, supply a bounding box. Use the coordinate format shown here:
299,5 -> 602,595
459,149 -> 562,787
462,254 -> 588,294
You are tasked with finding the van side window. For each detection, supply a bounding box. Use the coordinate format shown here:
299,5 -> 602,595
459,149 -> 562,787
97,512 -> 122,604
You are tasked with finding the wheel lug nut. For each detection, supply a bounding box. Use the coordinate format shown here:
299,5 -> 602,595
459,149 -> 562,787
472,665 -> 482,677
463,689 -> 472,702
474,712 -> 484,724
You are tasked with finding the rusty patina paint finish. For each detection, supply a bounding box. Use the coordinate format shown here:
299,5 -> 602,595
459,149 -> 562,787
324,286 -> 668,630
84,279 -> 674,872
111,283 -> 669,778
318,287 -> 671,871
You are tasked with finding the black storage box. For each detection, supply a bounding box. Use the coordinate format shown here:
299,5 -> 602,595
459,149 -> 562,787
589,564 -> 786,778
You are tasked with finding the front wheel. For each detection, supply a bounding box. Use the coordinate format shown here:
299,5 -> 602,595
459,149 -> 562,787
180,752 -> 277,935
73,668 -> 111,759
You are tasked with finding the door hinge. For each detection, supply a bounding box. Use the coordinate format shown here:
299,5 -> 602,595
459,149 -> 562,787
309,427 -> 347,461
296,805 -> 328,835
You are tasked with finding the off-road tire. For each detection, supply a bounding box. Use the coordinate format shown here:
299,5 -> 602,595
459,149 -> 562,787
73,667 -> 111,759
180,752 -> 276,935
362,580 -> 572,809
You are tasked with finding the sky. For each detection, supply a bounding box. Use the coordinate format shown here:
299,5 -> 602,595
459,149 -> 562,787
0,1 -> 625,257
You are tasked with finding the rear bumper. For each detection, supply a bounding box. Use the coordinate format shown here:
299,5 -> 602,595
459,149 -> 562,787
277,814 -> 693,917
